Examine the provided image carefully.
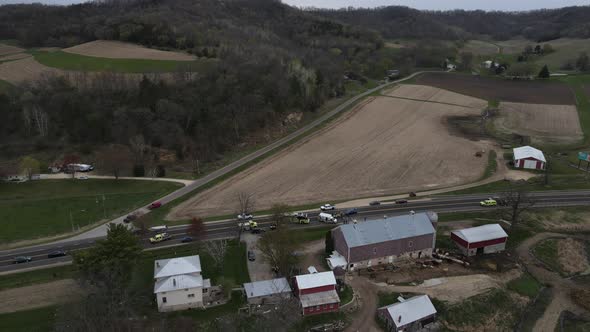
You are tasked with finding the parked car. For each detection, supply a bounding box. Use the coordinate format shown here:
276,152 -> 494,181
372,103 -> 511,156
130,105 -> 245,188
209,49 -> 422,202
48,250 -> 67,258
320,204 -> 335,211
344,208 -> 358,216
149,232 -> 172,244
247,250 -> 256,261
369,201 -> 381,206
251,228 -> 266,234
409,192 -> 417,197
77,175 -> 89,180
123,214 -> 138,223
395,199 -> 408,204
13,256 -> 32,264
480,198 -> 498,207
237,213 -> 254,220
148,201 -> 162,210
492,196 -> 507,206
319,212 -> 338,224
181,236 -> 193,243
269,223 -> 277,230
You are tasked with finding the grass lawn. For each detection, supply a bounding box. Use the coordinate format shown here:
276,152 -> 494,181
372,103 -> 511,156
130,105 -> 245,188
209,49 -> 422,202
0,79 -> 13,92
517,287 -> 553,332
293,226 -> 335,243
0,265 -> 77,291
0,179 -> 181,243
0,306 -> 56,332
507,273 -> 543,298
30,50 -> 210,73
532,238 -> 562,274
338,284 -> 353,305
443,289 -> 520,329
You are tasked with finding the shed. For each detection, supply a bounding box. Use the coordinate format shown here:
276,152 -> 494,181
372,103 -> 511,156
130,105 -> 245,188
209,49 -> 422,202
513,146 -> 546,170
378,295 -> 437,332
451,224 -> 508,256
243,278 -> 292,305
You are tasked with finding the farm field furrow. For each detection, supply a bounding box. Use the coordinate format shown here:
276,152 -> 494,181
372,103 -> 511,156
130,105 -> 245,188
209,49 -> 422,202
170,91 -> 491,218
63,40 -> 196,61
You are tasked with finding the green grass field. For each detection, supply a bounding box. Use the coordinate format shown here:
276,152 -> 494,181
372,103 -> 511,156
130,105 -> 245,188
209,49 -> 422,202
536,38 -> 590,72
507,273 -> 543,298
532,238 -> 561,273
0,306 -> 56,332
0,179 -> 181,243
30,50 -> 210,73
0,265 -> 77,291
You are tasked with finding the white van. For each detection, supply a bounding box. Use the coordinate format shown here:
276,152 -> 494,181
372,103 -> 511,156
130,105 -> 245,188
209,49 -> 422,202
319,213 -> 337,224
149,225 -> 168,232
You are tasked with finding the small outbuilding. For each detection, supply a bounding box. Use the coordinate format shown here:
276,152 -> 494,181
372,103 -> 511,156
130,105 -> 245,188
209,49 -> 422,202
294,271 -> 340,316
378,295 -> 437,332
243,278 -> 292,305
451,224 -> 508,256
513,146 -> 546,170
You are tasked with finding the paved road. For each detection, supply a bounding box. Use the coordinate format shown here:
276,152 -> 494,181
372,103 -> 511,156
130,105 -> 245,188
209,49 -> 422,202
2,190 -> 590,274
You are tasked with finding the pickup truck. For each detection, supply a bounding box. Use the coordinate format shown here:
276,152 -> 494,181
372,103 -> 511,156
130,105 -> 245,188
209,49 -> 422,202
320,204 -> 335,211
149,232 -> 172,244
239,220 -> 258,231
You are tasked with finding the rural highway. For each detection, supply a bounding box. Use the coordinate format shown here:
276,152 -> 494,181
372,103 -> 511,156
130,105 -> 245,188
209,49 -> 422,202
1,190 -> 590,273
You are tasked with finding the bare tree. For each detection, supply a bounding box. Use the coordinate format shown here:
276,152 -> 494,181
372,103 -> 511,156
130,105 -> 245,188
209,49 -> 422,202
96,144 -> 133,179
129,135 -> 147,163
188,216 -> 206,245
204,239 -> 228,271
500,185 -> 536,232
270,203 -> 290,228
237,191 -> 256,215
257,227 -> 301,278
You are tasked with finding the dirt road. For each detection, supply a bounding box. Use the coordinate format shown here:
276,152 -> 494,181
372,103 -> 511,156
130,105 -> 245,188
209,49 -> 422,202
345,276 -> 382,332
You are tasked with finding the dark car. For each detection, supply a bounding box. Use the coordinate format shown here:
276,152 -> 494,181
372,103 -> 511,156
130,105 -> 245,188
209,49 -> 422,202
247,250 -> 255,261
369,201 -> 381,206
251,228 -> 266,234
47,250 -> 67,258
395,199 -> 408,204
269,223 -> 277,230
148,202 -> 162,210
409,192 -> 417,197
181,236 -> 193,243
123,214 -> 138,223
345,208 -> 358,216
13,256 -> 32,264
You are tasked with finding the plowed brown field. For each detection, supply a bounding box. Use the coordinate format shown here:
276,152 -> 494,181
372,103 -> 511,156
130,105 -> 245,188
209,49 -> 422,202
0,57 -> 61,84
493,102 -> 582,145
0,43 -> 24,56
415,73 -> 575,105
63,40 -> 196,61
170,91 -> 491,218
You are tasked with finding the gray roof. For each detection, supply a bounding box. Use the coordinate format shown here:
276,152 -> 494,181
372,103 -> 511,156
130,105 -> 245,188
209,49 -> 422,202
380,295 -> 437,327
299,290 -> 340,307
244,278 -> 291,299
338,213 -> 436,248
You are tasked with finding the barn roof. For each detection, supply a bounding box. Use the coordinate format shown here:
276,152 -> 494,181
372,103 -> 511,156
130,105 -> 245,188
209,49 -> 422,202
337,213 -> 436,248
380,295 -> 437,328
452,224 -> 508,243
513,146 -> 546,162
154,255 -> 201,279
295,271 -> 336,290
243,278 -> 291,299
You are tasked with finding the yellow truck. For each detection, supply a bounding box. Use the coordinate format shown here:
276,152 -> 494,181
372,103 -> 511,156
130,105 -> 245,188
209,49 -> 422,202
149,232 -> 172,244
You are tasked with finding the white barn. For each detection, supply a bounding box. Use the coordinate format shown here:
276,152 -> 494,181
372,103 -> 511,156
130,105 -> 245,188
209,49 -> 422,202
153,255 -> 211,312
513,146 -> 546,170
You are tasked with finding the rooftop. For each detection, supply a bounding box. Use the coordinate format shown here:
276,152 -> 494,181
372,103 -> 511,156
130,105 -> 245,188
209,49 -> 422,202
452,224 -> 508,243
380,295 -> 437,327
513,146 -> 546,162
299,290 -> 340,307
244,278 -> 291,299
295,271 -> 336,290
154,255 -> 201,279
154,274 -> 204,293
337,212 -> 436,248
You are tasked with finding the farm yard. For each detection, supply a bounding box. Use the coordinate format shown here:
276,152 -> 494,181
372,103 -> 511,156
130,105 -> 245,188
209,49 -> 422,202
169,86 -> 492,218
415,72 -> 576,105
492,102 -> 583,145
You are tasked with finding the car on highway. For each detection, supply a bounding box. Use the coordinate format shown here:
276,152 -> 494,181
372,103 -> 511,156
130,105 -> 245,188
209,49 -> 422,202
395,199 -> 408,204
480,198 -> 498,207
181,236 -> 193,243
344,208 -> 358,216
369,201 -> 381,206
13,256 -> 32,264
251,228 -> 266,234
269,223 -> 277,230
492,196 -> 508,206
77,175 -> 89,180
148,201 -> 162,210
247,250 -> 256,261
149,232 -> 172,244
320,204 -> 335,211
47,250 -> 67,258
237,213 -> 254,220
123,214 -> 138,223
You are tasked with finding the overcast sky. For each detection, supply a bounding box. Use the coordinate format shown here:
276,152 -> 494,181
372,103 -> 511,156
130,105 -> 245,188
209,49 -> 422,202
0,0 -> 588,10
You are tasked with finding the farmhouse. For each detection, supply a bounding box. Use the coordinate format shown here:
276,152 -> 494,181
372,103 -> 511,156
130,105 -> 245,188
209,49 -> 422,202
328,212 -> 437,271
153,255 -> 212,312
451,224 -> 508,256
513,146 -> 546,170
243,278 -> 292,305
378,295 -> 437,332
294,271 -> 340,316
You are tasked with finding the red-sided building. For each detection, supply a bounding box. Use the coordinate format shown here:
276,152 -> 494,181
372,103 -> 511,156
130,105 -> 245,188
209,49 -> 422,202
294,271 -> 340,316
513,146 -> 546,170
451,224 -> 508,257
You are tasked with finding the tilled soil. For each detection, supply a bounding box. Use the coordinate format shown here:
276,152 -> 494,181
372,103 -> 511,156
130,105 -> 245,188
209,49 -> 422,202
63,40 -> 196,61
557,238 -> 589,275
0,279 -> 83,314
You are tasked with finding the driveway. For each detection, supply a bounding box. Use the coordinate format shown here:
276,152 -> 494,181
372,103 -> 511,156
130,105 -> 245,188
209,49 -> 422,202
345,276 -> 381,332
241,233 -> 273,282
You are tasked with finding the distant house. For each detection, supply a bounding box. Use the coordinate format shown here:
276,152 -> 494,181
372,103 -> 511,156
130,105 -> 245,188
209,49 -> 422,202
513,146 -> 546,170
451,224 -> 508,256
243,278 -> 292,305
378,295 -> 437,332
328,212 -> 438,271
153,255 -> 212,312
386,69 -> 400,78
294,271 -> 340,316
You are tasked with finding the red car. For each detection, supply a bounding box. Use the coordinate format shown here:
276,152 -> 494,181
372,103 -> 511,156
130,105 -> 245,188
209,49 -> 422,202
148,201 -> 162,209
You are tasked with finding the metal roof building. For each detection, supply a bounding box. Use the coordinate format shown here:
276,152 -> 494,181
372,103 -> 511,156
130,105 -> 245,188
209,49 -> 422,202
243,278 -> 292,304
378,295 -> 437,331
513,146 -> 546,170
294,271 -> 340,316
451,224 -> 508,257
154,255 -> 201,279
295,271 -> 337,290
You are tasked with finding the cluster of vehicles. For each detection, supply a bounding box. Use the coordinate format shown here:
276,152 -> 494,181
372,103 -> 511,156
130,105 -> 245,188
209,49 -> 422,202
13,250 -> 67,264
479,196 -> 507,207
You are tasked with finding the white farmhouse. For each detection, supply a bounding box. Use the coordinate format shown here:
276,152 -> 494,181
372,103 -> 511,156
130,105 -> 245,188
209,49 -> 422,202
153,255 -> 211,312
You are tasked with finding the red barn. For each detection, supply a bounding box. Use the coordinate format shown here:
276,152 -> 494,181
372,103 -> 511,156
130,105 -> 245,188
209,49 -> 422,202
294,271 -> 340,316
513,146 -> 546,170
451,224 -> 508,257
